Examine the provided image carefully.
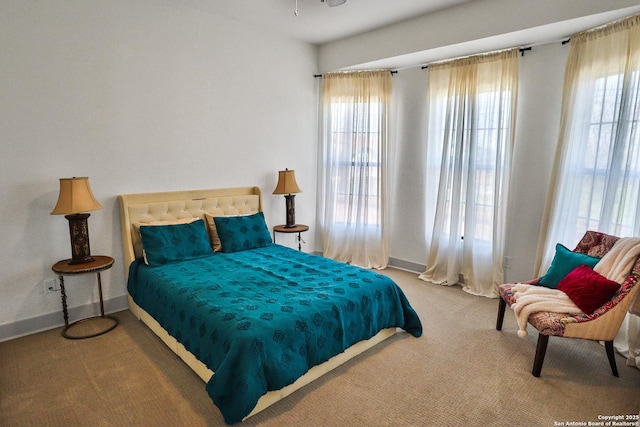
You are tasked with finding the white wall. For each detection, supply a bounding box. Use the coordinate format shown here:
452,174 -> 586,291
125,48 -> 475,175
2,1 -> 635,341
388,67 -> 429,267
505,43 -> 567,282
0,0 -> 318,340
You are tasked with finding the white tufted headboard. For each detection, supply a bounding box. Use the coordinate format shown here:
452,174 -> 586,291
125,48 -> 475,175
118,186 -> 262,279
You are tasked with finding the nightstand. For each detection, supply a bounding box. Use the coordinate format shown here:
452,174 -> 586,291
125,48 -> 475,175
51,255 -> 119,339
273,224 -> 309,251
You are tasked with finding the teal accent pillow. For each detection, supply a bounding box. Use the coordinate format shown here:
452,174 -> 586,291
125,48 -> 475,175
139,219 -> 213,267
538,243 -> 600,289
213,212 -> 272,253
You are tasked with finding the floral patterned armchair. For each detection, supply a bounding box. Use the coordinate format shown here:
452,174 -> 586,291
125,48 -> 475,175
496,231 -> 640,377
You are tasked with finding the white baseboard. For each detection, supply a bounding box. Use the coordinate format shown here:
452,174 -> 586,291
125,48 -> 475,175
388,257 -> 425,273
313,252 -> 425,274
0,295 -> 129,343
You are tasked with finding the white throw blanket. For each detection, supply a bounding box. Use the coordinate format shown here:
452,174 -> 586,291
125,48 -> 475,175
511,284 -> 582,337
512,237 -> 640,338
593,237 -> 640,283
595,237 -> 640,316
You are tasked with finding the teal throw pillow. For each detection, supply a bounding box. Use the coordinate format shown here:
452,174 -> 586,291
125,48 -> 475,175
139,219 -> 213,267
213,212 -> 272,253
538,243 -> 600,289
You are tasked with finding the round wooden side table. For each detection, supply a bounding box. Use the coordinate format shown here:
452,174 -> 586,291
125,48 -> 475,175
273,224 -> 309,251
51,255 -> 119,339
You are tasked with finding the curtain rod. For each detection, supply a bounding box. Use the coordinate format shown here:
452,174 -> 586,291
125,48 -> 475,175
315,37 -> 572,76
314,70 -> 398,78
419,38 -> 571,70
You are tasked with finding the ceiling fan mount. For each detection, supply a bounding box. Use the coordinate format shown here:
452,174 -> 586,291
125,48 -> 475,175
322,0 -> 347,6
295,0 -> 346,16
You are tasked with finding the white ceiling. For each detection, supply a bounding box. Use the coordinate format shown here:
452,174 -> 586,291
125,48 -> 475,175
348,6 -> 640,71
171,0 -> 640,70
171,0 -> 474,45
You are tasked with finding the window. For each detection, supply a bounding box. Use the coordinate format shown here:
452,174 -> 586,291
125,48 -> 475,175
576,71 -> 640,238
420,49 -> 518,297
540,14 -> 640,271
437,90 -> 513,243
328,100 -> 383,226
319,71 -> 391,269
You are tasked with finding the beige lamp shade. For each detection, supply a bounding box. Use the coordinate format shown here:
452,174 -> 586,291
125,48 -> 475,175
272,169 -> 302,195
51,177 -> 103,215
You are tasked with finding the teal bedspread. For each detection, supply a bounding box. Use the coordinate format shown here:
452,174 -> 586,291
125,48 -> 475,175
128,244 -> 422,424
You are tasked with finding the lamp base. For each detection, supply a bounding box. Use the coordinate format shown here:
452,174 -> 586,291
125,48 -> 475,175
65,213 -> 94,264
284,194 -> 296,228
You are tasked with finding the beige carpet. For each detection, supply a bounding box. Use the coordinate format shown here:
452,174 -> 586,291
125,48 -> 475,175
1,268 -> 639,426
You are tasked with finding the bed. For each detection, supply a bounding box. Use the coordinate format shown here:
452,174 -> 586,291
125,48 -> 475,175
118,186 -> 422,424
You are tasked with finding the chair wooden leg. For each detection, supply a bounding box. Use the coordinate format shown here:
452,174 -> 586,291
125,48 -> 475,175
532,334 -> 549,377
496,297 -> 506,331
604,340 -> 619,377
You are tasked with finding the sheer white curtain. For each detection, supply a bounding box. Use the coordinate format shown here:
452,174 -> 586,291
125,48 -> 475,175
419,49 -> 519,297
319,71 -> 391,269
537,15 -> 640,368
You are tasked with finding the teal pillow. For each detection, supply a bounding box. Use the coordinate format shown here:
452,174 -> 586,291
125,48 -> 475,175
538,243 -> 600,289
213,212 -> 272,253
139,219 -> 213,267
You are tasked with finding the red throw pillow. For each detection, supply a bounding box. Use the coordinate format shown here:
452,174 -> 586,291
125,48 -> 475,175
557,264 -> 620,314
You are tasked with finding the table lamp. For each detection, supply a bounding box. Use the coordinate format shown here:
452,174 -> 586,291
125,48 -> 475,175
51,177 -> 103,264
273,169 -> 301,228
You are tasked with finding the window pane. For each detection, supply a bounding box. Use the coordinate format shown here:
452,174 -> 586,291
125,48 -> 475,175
329,100 -> 383,225
575,72 -> 640,236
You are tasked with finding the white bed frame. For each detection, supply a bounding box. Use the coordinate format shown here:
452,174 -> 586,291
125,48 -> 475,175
119,186 -> 396,420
